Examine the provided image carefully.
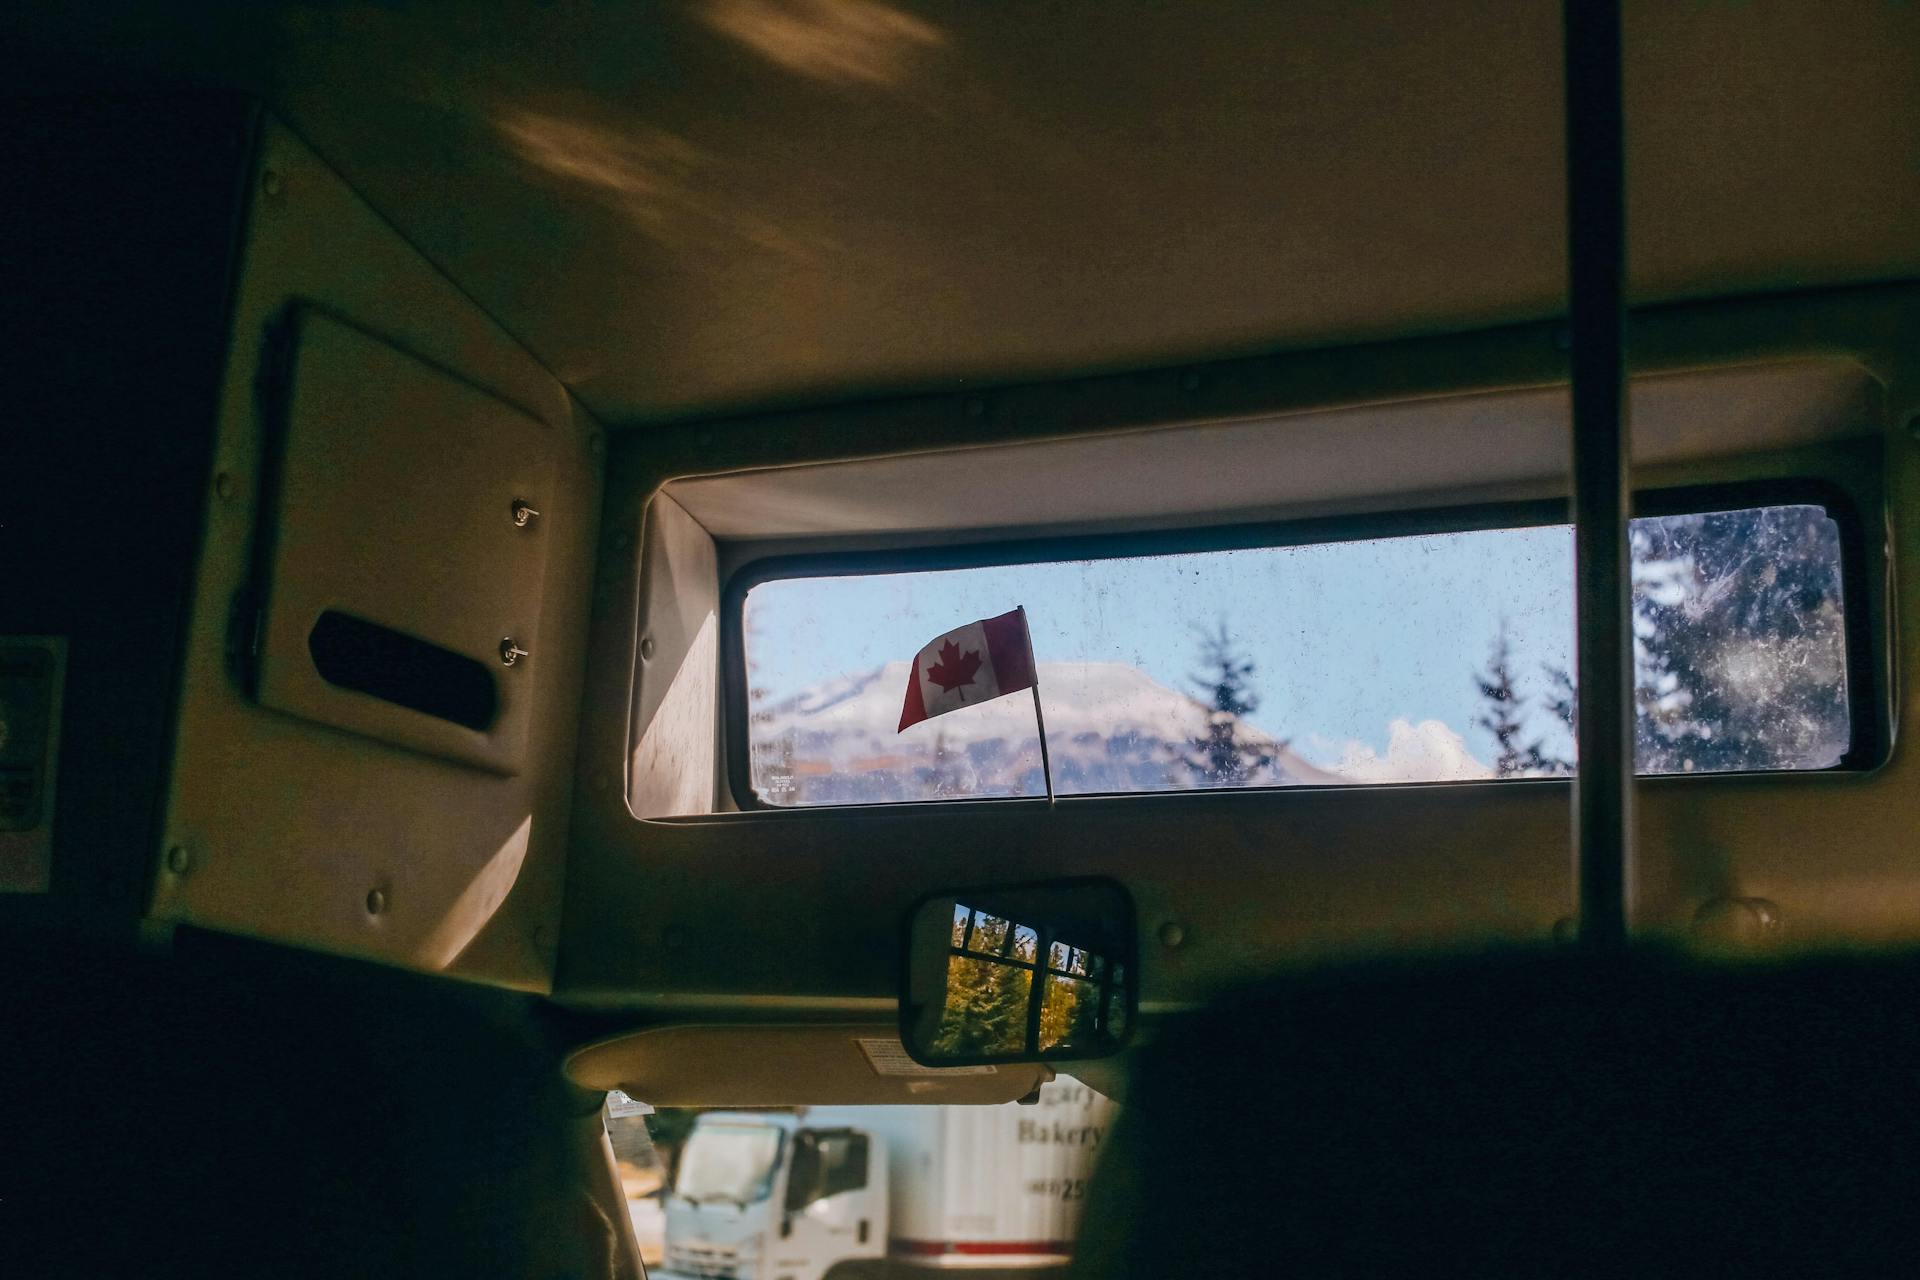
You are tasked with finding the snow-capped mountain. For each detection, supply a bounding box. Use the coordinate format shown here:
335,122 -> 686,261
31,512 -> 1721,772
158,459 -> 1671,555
749,660 -> 1344,804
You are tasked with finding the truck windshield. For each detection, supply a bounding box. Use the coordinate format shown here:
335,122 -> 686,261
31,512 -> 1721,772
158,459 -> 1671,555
674,1123 -> 783,1206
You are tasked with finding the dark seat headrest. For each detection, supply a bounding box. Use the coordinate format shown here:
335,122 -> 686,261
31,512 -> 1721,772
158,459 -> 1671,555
1075,948 -> 1920,1278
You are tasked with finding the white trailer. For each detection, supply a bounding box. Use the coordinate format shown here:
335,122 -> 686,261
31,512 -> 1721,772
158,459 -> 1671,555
657,1079 -> 1113,1280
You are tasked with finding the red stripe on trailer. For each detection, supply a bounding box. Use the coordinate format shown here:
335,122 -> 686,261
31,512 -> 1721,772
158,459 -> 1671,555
889,1238 -> 1073,1257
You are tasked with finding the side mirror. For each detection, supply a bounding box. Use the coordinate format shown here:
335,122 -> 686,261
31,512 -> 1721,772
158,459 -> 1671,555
901,878 -> 1136,1067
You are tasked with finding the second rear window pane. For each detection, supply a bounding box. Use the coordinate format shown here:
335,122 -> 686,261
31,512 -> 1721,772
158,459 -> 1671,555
742,503 -> 1849,806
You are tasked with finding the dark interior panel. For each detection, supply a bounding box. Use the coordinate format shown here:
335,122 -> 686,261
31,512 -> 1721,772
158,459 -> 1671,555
0,92 -> 253,924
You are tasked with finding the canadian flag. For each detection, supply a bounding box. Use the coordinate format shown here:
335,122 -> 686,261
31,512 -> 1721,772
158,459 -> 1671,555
897,608 -> 1039,733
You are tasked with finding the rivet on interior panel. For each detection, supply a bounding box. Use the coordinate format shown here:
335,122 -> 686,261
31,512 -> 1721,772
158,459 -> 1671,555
165,844 -> 193,876
214,471 -> 236,502
261,168 -> 284,198
1157,920 -> 1186,948
640,635 -> 657,662
365,887 -> 387,916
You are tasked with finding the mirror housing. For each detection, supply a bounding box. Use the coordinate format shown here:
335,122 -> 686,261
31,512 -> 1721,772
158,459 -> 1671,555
901,878 -> 1136,1067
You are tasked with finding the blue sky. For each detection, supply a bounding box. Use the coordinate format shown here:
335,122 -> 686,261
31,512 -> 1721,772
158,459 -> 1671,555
744,525 -> 1579,770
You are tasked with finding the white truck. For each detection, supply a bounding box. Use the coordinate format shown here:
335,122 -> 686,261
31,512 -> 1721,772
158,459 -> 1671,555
656,1079 -> 1114,1280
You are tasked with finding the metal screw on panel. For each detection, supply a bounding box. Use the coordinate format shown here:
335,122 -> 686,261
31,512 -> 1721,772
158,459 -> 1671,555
365,888 -> 387,916
511,499 -> 540,528
500,637 -> 530,666
165,844 -> 193,876
261,168 -> 284,198
1157,920 -> 1187,949
640,635 -> 657,662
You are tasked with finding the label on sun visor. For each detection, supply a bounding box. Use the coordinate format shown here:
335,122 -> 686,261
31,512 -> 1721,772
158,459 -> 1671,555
857,1037 -> 997,1077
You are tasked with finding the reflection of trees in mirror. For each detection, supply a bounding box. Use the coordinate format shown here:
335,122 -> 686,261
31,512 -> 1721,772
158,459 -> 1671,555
932,955 -> 1030,1057
933,906 -> 1113,1058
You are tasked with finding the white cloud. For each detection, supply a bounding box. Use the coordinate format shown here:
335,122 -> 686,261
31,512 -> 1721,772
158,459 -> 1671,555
1330,718 -> 1492,783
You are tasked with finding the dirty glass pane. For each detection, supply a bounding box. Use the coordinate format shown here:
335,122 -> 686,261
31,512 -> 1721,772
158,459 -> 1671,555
743,503 -> 1850,805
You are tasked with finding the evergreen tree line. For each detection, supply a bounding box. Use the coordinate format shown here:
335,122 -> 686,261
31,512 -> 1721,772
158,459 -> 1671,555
1473,506 -> 1848,776
1190,504 -> 1848,780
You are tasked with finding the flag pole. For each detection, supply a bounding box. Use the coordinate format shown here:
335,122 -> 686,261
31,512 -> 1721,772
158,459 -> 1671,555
1019,606 -> 1055,807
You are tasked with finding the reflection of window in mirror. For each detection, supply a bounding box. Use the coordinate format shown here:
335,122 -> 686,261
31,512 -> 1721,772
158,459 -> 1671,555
1041,974 -> 1102,1052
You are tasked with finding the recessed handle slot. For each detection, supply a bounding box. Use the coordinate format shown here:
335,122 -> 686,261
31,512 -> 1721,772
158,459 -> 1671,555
307,611 -> 498,732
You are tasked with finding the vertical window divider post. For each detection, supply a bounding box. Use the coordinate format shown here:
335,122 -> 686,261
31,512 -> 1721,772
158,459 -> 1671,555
1565,0 -> 1633,950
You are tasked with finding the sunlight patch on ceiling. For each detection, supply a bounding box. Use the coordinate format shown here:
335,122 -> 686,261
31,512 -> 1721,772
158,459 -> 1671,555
699,0 -> 946,89
494,109 -> 832,260
495,112 -> 707,227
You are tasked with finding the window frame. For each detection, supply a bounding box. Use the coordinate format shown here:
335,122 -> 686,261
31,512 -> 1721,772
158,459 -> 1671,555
785,1128 -> 869,1211
720,478 -> 1879,811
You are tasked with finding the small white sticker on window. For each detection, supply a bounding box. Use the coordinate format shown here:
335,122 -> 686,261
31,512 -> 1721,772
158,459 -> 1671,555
857,1036 -> 997,1077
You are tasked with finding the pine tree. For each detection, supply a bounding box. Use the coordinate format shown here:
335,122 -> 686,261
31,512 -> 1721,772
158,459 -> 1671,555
1183,621 -> 1277,786
1524,661 -> 1577,776
930,915 -> 1035,1058
1473,621 -> 1538,777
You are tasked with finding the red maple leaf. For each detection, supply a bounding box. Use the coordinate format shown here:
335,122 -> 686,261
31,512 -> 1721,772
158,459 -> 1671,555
925,640 -> 983,694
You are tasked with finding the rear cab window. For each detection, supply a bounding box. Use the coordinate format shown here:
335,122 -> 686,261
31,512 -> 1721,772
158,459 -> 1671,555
734,492 -> 1865,807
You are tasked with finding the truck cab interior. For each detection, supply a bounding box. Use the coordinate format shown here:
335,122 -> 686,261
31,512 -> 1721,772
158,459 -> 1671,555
7,2 -> 1920,1276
